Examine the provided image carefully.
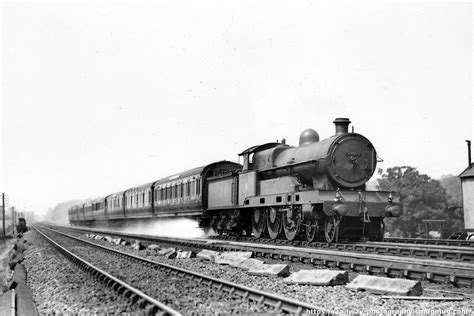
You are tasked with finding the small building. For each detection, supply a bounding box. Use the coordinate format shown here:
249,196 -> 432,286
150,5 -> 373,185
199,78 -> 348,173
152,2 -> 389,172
459,140 -> 474,239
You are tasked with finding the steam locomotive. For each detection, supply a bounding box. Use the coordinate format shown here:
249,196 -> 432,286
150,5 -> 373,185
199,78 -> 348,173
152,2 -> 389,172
69,118 -> 402,242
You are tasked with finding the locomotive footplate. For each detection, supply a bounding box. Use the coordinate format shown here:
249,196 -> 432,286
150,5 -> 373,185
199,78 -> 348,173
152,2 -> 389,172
242,189 -> 403,219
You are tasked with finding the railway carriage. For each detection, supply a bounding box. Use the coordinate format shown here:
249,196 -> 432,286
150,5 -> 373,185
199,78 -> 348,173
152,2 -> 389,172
68,205 -> 79,224
107,190 -> 126,219
91,197 -> 107,220
125,182 -> 154,218
83,201 -> 93,221
69,161 -> 242,223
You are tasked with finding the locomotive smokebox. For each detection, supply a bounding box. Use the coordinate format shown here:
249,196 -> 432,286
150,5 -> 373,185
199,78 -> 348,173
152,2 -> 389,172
334,118 -> 351,135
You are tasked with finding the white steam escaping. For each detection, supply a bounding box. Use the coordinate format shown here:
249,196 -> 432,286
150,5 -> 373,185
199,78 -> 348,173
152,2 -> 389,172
115,218 -> 209,239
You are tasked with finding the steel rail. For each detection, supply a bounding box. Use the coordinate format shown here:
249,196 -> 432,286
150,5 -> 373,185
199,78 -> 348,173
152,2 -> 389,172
32,226 -> 181,316
41,226 -> 329,315
384,237 -> 474,247
56,225 -> 474,287
207,236 -> 474,262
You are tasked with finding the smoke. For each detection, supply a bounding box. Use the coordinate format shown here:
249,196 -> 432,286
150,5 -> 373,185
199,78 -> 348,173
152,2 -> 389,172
115,218 -> 207,239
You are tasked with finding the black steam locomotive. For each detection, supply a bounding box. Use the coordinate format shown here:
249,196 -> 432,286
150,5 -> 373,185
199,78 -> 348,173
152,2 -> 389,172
69,118 -> 402,242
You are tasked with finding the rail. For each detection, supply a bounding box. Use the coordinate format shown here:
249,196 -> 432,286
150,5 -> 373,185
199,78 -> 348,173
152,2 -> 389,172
384,237 -> 474,247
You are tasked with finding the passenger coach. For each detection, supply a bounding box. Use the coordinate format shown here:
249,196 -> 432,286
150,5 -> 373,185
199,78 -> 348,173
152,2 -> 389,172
68,161 -> 242,224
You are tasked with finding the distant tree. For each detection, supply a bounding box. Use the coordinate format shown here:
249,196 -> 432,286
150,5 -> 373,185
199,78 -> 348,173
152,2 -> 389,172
377,166 -> 448,238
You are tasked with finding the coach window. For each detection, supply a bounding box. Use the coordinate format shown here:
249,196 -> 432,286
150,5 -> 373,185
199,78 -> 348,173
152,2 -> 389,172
180,183 -> 184,197
196,178 -> 201,195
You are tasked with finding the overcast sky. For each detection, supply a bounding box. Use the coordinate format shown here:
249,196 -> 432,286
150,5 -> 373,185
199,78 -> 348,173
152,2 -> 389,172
1,1 -> 472,216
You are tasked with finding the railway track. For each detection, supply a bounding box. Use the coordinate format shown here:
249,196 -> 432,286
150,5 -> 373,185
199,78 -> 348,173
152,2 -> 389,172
58,226 -> 474,262
36,225 -> 327,314
54,225 -> 474,287
33,226 -> 180,315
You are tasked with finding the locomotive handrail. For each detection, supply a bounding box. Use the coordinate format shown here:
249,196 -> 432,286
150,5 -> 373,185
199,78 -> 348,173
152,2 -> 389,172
261,159 -> 320,172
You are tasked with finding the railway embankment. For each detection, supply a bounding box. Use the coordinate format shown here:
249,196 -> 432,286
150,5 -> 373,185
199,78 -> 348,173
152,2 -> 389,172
0,235 -> 38,315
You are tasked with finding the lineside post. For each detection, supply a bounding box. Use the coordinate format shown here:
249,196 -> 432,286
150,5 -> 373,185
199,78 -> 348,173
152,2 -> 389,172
12,206 -> 15,235
2,193 -> 5,242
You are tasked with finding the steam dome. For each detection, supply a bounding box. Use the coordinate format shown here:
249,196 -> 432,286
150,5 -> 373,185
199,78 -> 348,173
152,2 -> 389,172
299,128 -> 320,146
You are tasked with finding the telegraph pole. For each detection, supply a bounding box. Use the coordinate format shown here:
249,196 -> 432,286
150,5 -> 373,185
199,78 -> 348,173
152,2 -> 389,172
2,193 -> 5,241
12,206 -> 15,235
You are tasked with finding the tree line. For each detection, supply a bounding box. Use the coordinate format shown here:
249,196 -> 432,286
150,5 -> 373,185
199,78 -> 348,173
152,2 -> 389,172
377,166 -> 464,238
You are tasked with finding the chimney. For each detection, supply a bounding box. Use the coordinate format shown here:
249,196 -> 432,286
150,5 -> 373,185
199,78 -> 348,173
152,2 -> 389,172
467,140 -> 472,167
333,118 -> 351,135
